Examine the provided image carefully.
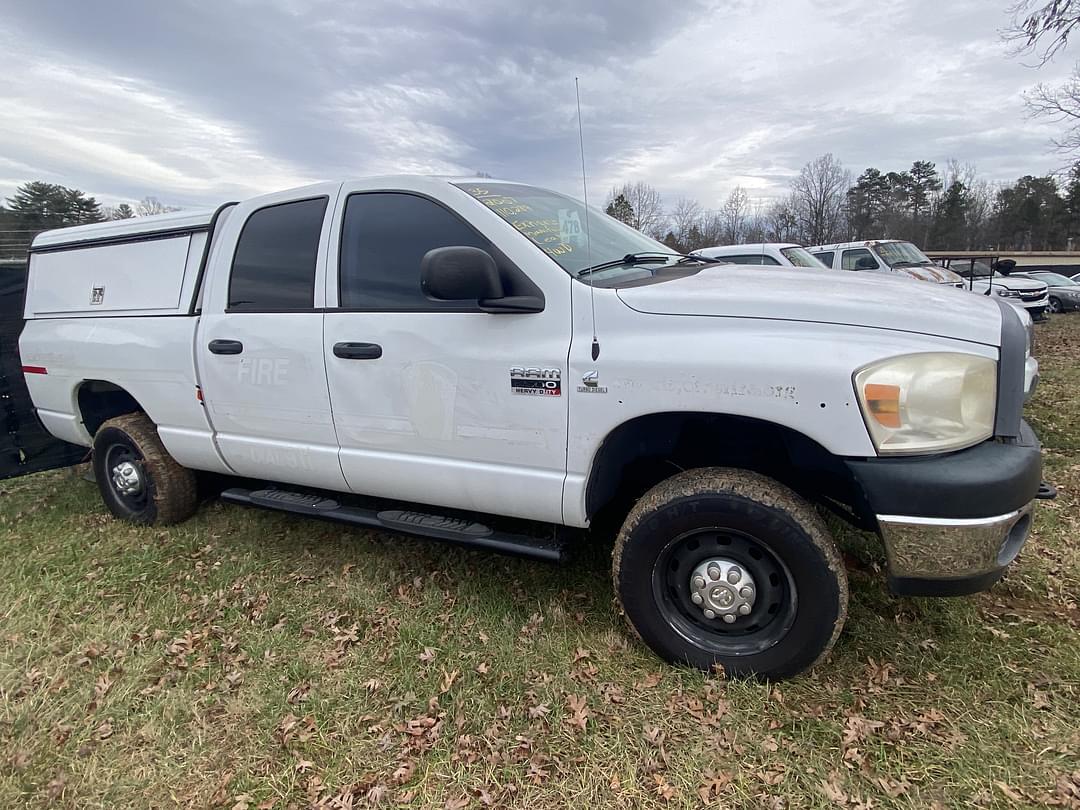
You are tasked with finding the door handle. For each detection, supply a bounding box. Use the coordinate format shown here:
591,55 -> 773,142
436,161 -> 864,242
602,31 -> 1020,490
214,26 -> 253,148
208,339 -> 244,355
333,342 -> 383,360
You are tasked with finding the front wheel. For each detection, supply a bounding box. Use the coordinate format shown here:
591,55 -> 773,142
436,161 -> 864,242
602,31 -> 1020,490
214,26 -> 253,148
1049,296 -> 1062,314
612,468 -> 848,680
92,412 -> 197,525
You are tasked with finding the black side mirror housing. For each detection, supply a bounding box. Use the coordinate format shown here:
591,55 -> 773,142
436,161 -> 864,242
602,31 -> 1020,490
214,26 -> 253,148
420,246 -> 544,313
421,246 -> 503,301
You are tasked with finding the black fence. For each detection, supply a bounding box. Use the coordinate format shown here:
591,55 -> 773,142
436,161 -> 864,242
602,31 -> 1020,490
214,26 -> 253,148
0,230 -> 40,262
0,260 -> 86,479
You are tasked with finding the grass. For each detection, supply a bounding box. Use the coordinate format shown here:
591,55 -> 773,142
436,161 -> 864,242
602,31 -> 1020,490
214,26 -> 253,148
2,319 -> 1080,809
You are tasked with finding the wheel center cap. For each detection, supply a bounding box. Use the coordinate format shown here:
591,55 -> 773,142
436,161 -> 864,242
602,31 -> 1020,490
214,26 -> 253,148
111,461 -> 142,496
689,558 -> 757,623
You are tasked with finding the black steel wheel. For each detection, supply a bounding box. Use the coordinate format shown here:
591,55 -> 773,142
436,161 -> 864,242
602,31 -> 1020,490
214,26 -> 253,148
613,467 -> 848,680
92,412 -> 197,525
653,527 -> 797,657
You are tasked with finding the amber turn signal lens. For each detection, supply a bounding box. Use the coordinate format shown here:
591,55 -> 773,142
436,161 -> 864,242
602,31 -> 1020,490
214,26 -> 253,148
864,383 -> 901,428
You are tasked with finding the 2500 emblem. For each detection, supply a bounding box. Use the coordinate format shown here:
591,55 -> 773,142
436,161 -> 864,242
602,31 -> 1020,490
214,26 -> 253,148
510,366 -> 561,396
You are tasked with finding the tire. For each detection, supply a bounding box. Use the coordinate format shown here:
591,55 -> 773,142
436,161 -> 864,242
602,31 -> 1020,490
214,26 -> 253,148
612,467 -> 848,680
1049,296 -> 1062,314
92,412 -> 197,525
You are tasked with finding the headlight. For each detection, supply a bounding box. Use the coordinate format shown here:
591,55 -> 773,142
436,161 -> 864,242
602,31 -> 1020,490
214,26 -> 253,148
853,353 -> 997,455
996,288 -> 1020,298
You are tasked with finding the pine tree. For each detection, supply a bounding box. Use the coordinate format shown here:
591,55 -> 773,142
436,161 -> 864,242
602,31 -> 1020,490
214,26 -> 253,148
605,193 -> 634,226
6,181 -> 103,227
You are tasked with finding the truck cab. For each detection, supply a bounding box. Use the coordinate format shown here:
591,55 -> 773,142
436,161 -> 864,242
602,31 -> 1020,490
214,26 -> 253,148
17,177 -> 1050,680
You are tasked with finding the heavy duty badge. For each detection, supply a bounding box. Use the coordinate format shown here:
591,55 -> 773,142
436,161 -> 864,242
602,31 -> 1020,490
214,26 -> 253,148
577,370 -> 607,394
510,366 -> 561,396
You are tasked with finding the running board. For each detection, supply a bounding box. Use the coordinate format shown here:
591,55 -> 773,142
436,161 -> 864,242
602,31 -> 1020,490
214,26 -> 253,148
220,487 -> 565,562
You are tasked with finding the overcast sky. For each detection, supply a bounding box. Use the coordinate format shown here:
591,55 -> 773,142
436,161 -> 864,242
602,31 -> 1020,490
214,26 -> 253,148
0,0 -> 1074,211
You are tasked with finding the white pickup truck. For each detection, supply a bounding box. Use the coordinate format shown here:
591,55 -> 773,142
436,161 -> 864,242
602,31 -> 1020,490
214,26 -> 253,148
18,177 -> 1050,679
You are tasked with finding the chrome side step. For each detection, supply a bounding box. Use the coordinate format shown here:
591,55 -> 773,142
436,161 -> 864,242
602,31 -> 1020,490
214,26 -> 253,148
220,487 -> 565,562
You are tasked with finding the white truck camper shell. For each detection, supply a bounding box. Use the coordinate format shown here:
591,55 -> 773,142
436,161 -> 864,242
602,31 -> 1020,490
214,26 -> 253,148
26,208 -> 225,318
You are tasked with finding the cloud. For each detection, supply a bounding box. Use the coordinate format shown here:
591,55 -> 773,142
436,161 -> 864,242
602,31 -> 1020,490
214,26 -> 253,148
0,0 -> 1075,211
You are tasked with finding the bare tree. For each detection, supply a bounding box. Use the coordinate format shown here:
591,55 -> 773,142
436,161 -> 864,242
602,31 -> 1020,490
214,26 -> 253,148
719,187 -> 750,244
1026,66 -> 1080,158
1005,0 -> 1080,63
668,197 -> 703,250
136,197 -> 180,216
765,196 -> 800,243
790,154 -> 850,245
606,181 -> 666,238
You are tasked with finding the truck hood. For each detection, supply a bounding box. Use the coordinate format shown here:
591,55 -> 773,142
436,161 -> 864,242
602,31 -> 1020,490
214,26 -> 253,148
987,276 -> 1046,292
616,265 -> 1002,346
896,264 -> 964,284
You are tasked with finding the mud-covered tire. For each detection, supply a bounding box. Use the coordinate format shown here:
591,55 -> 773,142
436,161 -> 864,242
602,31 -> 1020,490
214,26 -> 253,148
613,467 -> 848,680
92,412 -> 197,525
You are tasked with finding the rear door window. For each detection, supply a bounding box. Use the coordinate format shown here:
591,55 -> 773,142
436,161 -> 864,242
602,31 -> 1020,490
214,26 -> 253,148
812,251 -> 834,267
229,197 -> 328,311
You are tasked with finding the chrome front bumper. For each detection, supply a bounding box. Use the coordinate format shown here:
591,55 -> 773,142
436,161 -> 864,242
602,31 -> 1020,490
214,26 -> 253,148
877,501 -> 1035,592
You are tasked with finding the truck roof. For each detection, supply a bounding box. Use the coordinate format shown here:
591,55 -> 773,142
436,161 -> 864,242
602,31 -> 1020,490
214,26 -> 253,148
807,239 -> 907,252
32,207 -> 217,250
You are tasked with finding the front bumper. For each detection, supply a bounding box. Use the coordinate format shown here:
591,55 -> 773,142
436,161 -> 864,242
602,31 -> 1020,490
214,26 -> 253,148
877,502 -> 1033,595
844,420 -> 1043,596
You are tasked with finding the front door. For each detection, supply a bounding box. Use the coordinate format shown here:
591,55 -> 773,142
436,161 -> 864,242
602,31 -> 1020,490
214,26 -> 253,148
323,188 -> 571,523
196,189 -> 349,491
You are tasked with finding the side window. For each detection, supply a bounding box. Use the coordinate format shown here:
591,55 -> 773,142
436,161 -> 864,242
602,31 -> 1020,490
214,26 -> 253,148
228,197 -> 327,311
339,193 -> 489,310
813,251 -> 834,267
842,248 -> 879,271
724,254 -> 779,265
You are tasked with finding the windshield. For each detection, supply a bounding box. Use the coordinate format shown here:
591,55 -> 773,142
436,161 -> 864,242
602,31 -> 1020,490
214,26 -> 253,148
454,182 -> 675,279
780,246 -> 828,268
874,241 -> 933,267
1031,272 -> 1076,286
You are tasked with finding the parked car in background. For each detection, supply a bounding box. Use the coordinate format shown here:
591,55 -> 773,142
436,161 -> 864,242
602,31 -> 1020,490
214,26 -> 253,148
694,243 -> 829,268
808,240 -> 966,288
1013,271 -> 1080,313
931,256 -> 1050,321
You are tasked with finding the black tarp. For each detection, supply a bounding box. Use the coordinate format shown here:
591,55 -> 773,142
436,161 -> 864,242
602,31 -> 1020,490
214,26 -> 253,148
0,261 -> 86,479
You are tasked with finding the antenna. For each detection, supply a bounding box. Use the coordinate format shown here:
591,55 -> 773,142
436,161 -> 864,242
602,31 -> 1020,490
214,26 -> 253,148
575,77 -> 599,361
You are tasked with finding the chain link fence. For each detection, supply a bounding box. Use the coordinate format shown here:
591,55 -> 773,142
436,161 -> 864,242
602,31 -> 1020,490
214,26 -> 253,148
0,230 -> 42,262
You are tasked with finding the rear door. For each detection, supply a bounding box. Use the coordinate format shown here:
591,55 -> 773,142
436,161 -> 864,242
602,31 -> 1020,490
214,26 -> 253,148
195,186 -> 349,491
322,185 -> 571,523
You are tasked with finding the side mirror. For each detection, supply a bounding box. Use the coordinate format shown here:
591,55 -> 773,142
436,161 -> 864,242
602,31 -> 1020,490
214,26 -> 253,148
420,246 -> 545,313
855,256 -> 878,270
421,246 -> 503,301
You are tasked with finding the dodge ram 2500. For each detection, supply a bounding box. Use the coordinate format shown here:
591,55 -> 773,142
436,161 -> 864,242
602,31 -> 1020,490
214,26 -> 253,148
18,176 -> 1050,679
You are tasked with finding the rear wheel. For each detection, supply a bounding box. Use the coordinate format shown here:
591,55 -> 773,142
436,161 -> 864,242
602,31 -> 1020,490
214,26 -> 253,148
1049,296 -> 1062,314
612,468 -> 847,679
92,413 -> 197,525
